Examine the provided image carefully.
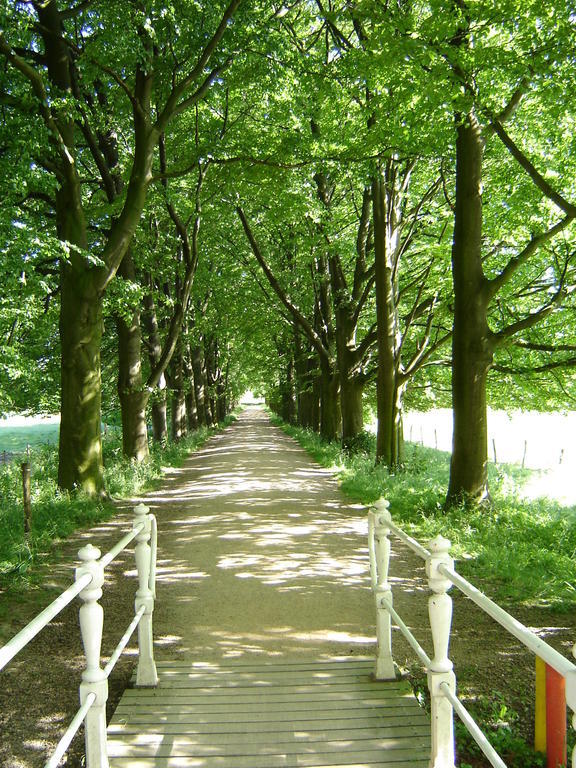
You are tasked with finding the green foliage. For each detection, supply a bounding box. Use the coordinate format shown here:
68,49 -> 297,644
0,423 -> 59,452
273,417 -> 576,610
456,695 -> 546,768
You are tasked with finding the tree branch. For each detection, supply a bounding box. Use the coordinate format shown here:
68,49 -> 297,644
492,120 -> 576,217
237,206 -> 329,364
491,292 -> 564,347
156,0 -> 242,129
487,216 -> 573,298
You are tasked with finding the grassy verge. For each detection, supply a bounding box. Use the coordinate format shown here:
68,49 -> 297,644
0,415 -> 236,591
271,418 -> 576,611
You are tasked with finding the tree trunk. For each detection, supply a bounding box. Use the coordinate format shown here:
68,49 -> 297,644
58,271 -> 105,494
319,360 -> 340,441
294,334 -> 319,429
151,381 -> 168,444
446,111 -> 492,506
340,374 -> 364,447
169,348 -> 187,442
216,383 -> 227,422
142,292 -> 168,443
192,344 -> 210,427
373,171 -> 404,468
171,392 -> 187,441
185,383 -> 198,432
116,252 -> 149,461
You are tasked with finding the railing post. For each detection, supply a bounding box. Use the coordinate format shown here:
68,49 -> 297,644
76,544 -> 109,768
133,503 -> 158,686
372,498 -> 395,680
426,535 -> 456,768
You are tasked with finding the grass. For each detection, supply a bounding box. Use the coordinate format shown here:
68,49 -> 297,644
0,416 -> 236,592
271,418 -> 576,611
0,423 -> 59,453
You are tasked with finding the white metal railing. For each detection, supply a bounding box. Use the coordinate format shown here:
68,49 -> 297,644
368,496 -> 576,768
0,502 -> 158,768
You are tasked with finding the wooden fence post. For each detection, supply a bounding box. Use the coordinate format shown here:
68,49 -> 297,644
76,544 -> 109,768
21,462 -> 31,536
426,535 -> 456,768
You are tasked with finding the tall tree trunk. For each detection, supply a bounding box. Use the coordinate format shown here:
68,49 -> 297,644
333,305 -> 364,444
205,336 -> 217,425
319,359 -> 340,441
169,346 -> 187,441
151,378 -> 168,444
294,334 -> 319,429
142,292 -> 168,443
216,382 -> 227,422
58,272 -> 105,494
192,343 -> 211,427
340,374 -> 364,447
184,347 -> 199,431
116,252 -> 149,461
372,171 -> 404,468
447,111 -> 492,506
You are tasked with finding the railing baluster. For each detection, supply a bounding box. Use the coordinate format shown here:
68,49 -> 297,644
373,498 -> 395,680
76,544 -> 109,768
133,503 -> 158,686
426,534 -> 456,768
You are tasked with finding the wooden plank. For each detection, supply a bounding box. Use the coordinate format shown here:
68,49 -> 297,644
113,702 -> 422,718
116,689 -> 416,703
152,674 -> 404,690
154,658 -> 375,670
108,728 -> 429,757
108,717 -> 430,734
108,754 -> 429,768
107,738 -> 431,759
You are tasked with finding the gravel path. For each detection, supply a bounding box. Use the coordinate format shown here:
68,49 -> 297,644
1,405 -> 575,767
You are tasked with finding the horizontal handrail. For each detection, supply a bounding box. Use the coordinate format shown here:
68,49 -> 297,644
0,572 -> 93,672
99,521 -> 145,568
44,692 -> 96,768
104,605 -> 146,676
386,518 -> 431,561
439,681 -> 507,768
385,600 -> 432,668
438,563 -> 576,678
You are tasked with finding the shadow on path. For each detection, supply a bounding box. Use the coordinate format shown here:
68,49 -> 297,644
146,406 -> 376,661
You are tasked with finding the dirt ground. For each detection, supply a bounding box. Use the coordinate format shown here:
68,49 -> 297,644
1,406 -> 575,767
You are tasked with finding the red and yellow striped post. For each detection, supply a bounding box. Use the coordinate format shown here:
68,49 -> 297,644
535,657 -> 567,767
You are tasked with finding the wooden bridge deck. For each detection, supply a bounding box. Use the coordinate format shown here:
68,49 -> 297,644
108,657 -> 430,767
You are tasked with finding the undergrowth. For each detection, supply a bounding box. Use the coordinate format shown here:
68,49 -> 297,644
0,416 -> 236,590
271,417 -> 576,611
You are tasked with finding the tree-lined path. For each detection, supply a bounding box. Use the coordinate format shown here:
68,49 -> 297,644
108,404 -> 430,766
3,406 -> 576,767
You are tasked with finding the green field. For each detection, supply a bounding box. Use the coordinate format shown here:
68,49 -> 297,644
0,424 -> 60,453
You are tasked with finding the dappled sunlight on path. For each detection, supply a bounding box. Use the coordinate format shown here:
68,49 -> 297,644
134,407 -> 377,662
